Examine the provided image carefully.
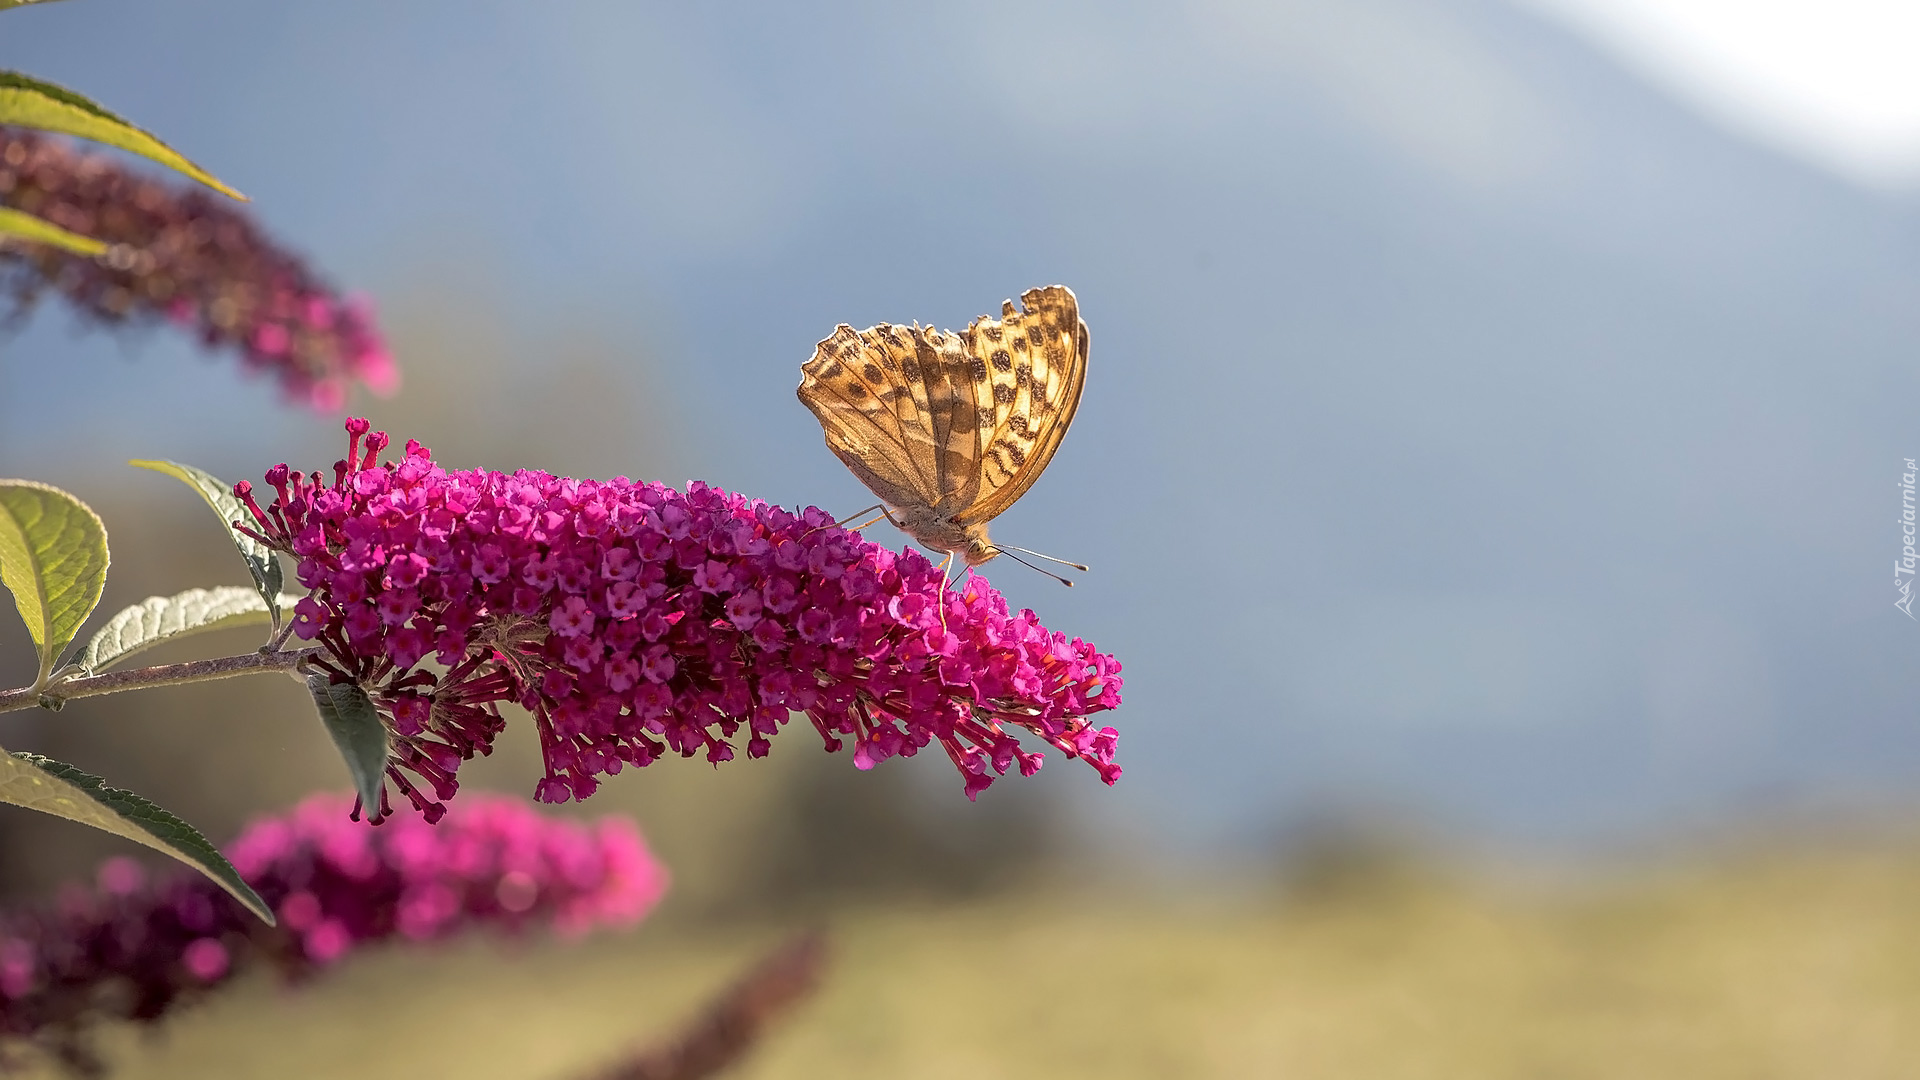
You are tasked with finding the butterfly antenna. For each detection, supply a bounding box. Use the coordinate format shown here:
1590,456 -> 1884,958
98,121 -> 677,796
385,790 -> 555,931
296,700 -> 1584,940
1000,545 -> 1089,572
997,549 -> 1075,587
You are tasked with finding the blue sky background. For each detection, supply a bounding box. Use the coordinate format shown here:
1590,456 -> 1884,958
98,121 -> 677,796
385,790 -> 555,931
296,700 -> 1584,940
4,0 -> 1920,856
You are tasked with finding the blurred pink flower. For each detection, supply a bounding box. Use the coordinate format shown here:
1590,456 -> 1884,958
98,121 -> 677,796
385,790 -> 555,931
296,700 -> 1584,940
0,793 -> 664,1073
0,128 -> 398,411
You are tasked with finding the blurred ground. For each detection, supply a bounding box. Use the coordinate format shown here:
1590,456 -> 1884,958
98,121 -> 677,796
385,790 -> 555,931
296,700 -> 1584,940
13,836 -> 1920,1079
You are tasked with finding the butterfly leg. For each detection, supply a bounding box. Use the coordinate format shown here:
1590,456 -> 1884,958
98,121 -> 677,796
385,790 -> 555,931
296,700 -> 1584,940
830,504 -> 886,530
806,505 -> 903,537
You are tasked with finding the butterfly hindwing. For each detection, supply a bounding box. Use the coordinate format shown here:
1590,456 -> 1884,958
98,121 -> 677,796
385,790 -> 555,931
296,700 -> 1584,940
954,285 -> 1088,525
797,324 -> 942,510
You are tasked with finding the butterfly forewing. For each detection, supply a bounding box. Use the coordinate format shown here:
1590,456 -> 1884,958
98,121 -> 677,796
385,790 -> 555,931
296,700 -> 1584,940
798,324 -> 943,509
797,284 -> 1088,549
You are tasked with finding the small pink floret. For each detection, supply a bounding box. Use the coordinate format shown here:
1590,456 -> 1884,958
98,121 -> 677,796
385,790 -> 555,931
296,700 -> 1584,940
182,938 -> 229,981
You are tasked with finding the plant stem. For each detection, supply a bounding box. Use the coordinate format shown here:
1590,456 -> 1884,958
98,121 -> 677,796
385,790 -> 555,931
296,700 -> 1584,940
0,648 -> 321,714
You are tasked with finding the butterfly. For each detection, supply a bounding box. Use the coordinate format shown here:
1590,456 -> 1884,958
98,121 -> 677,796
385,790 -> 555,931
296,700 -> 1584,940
797,284 -> 1089,584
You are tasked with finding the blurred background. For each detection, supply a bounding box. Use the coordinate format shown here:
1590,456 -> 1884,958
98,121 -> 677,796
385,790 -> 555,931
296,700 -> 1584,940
6,0 -> 1920,1075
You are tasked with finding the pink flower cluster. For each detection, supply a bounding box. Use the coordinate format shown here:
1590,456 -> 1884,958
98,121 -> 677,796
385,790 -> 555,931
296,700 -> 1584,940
238,421 -> 1123,822
0,128 -> 397,411
0,792 -> 664,1073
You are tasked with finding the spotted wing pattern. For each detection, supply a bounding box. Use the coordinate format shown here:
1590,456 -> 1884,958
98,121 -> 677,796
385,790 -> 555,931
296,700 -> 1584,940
796,319 -> 978,515
951,285 -> 1088,524
796,284 -> 1088,527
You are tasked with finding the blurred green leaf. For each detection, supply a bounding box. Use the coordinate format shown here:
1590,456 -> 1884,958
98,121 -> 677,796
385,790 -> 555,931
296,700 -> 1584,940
0,480 -> 109,689
307,676 -> 387,815
129,460 -> 283,627
0,72 -> 245,199
0,0 -> 74,8
0,748 -> 272,923
0,206 -> 106,256
79,586 -> 278,674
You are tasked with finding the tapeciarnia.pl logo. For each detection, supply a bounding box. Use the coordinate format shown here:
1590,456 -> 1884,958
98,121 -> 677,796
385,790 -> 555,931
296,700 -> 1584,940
1899,458 -> 1916,618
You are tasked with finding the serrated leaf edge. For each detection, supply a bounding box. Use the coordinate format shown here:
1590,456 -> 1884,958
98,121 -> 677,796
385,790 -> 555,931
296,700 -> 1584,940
0,206 -> 107,256
129,460 -> 283,628
0,749 -> 272,923
80,585 -> 274,674
0,71 -> 245,199
0,479 -> 109,688
306,675 -> 388,814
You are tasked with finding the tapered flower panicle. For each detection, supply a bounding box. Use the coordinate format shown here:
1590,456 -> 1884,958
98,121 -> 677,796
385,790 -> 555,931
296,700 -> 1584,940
0,793 -> 664,1074
241,421 -> 1122,821
0,128 -> 397,411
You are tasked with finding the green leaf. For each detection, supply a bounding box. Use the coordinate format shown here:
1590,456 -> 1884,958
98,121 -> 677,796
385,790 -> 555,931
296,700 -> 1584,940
0,480 -> 109,689
78,586 -> 276,674
0,0 -> 74,9
129,460 -> 282,627
0,206 -> 107,256
0,72 -> 245,200
307,676 -> 388,814
0,747 -> 272,923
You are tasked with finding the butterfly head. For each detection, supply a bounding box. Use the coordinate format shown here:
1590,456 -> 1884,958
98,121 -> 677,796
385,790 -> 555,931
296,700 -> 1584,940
899,510 -> 1080,586
890,504 -> 997,566
961,524 -> 999,567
